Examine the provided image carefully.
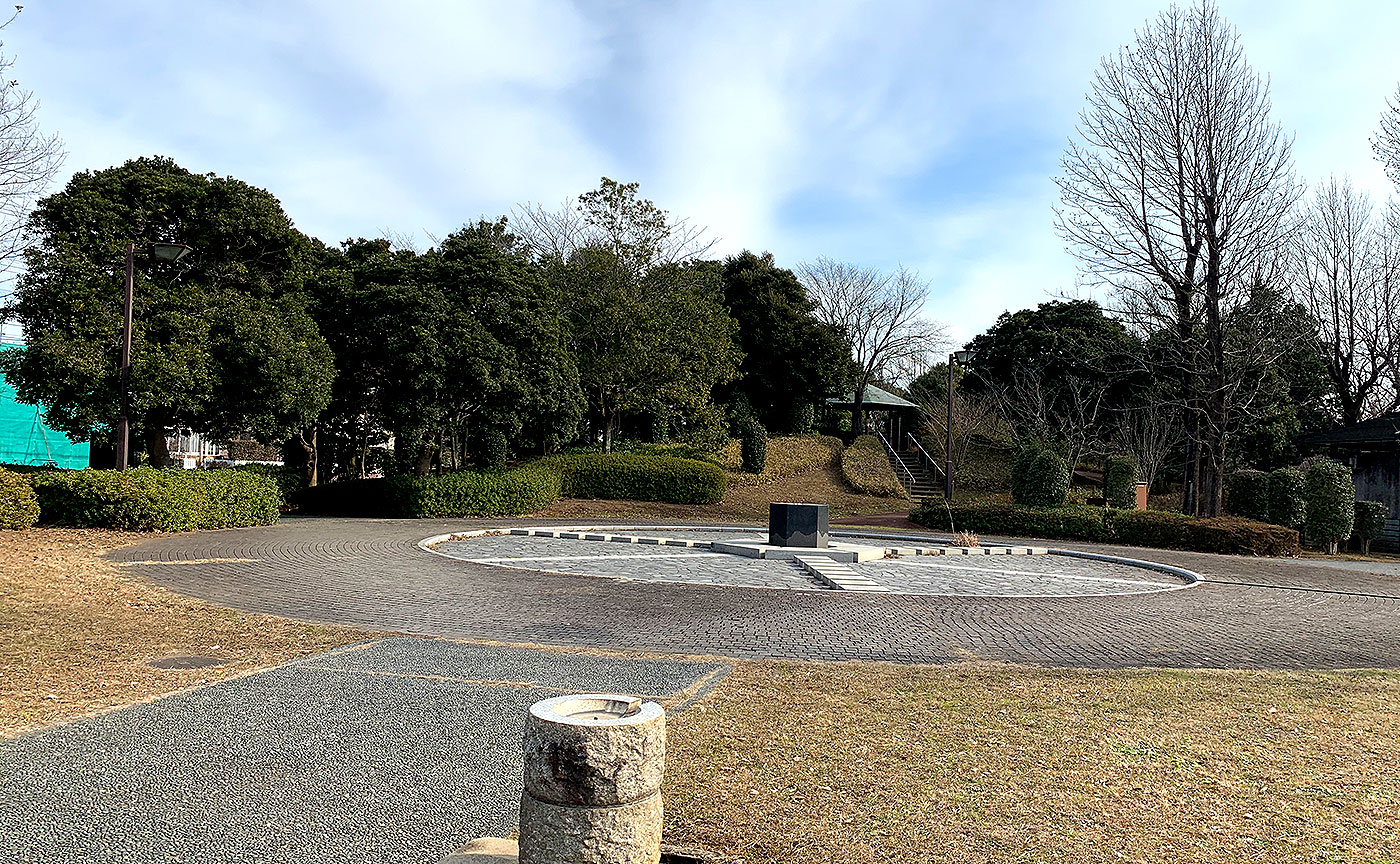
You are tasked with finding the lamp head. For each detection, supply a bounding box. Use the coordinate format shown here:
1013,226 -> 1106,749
150,242 -> 193,262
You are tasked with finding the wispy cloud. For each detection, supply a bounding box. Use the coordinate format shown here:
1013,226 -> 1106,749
9,0 -> 1399,342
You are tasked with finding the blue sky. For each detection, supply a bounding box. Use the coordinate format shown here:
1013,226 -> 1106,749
8,0 -> 1400,342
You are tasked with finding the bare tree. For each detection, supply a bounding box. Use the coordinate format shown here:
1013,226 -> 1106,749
1055,0 -> 1301,516
1112,397 -> 1184,492
513,178 -> 715,272
0,8 -> 63,279
799,258 -> 945,435
1374,83 -> 1400,186
1291,177 -> 1400,425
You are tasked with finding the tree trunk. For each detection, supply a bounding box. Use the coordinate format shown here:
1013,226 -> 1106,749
299,427 -> 319,487
851,375 -> 869,442
145,414 -> 170,468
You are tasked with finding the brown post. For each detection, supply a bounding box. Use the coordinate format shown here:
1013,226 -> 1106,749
116,242 -> 135,471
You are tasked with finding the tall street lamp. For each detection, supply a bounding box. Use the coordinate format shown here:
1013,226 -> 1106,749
116,241 -> 193,471
944,348 -> 974,501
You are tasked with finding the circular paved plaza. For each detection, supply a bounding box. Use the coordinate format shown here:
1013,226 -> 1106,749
431,528 -> 1193,597
112,516 -> 1400,670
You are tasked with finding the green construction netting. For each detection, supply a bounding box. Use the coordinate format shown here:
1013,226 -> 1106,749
0,346 -> 90,468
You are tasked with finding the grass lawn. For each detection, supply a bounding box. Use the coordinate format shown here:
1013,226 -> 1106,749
665,662 -> 1400,863
0,528 -> 367,736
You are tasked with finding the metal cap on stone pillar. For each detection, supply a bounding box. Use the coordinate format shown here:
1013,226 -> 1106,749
520,694 -> 666,864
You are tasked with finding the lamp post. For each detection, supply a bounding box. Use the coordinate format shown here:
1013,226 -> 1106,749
944,349 -> 974,501
115,241 -> 193,471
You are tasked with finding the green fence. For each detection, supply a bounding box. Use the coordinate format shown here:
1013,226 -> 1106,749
0,344 -> 91,468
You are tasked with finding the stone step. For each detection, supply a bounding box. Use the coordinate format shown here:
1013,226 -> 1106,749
794,555 -> 890,592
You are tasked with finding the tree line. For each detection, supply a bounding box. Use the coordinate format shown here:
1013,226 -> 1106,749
1,162 -> 886,482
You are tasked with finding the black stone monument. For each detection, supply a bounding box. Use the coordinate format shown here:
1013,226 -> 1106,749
768,502 -> 830,548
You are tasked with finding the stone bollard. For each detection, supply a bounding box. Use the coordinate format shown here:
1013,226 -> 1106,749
519,694 -> 666,864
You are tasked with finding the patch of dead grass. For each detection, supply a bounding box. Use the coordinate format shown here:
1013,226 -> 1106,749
0,528 -> 368,737
537,465 -> 906,523
665,661 -> 1400,863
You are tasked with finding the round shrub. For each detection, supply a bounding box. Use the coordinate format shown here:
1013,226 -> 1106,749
545,453 -> 726,505
1303,458 -> 1356,552
840,434 -> 905,498
1353,500 -> 1388,553
790,402 -> 815,435
1103,455 -> 1139,509
739,418 -> 767,474
476,429 -> 509,471
1225,469 -> 1270,522
1267,467 -> 1306,528
0,468 -> 40,530
1010,446 -> 1069,508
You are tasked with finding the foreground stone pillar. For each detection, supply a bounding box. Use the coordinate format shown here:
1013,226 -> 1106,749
520,694 -> 666,864
769,502 -> 830,548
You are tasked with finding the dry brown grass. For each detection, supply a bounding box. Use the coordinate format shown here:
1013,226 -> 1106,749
0,528 -> 368,736
720,436 -> 844,488
665,662 -> 1400,863
537,464 -> 907,523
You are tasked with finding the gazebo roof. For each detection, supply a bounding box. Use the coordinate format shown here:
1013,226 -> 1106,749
825,384 -> 919,411
1303,414 -> 1400,448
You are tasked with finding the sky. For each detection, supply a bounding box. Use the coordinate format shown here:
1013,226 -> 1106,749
6,0 -> 1399,344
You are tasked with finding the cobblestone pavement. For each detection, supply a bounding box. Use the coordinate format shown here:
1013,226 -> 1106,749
434,532 -> 1186,596
110,517 -> 1400,669
0,637 -> 725,864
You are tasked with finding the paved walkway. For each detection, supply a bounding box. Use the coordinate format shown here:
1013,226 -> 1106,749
0,637 -> 725,864
111,517 -> 1400,669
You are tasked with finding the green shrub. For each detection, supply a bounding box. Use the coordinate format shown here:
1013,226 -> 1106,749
0,468 -> 40,529
1010,446 -> 1069,507
791,402 -> 815,435
476,429 -> 509,471
1353,500 -> 1388,552
1267,467 -> 1306,528
624,442 -> 722,465
1104,456 -> 1139,509
542,452 -> 726,505
739,419 -> 767,473
909,500 -> 1300,555
840,434 -> 906,498
28,468 -> 281,531
914,502 -> 1111,543
223,464 -> 304,504
1304,458 -> 1356,551
296,466 -> 561,518
1110,510 -> 1299,556
1225,469 -> 1270,522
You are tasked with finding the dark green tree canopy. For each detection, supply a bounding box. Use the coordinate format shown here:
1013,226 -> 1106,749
718,250 -> 851,432
1,156 -> 332,463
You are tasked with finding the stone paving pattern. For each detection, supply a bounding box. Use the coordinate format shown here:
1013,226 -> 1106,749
436,533 -> 1183,597
111,517 -> 1400,669
0,638 -> 724,864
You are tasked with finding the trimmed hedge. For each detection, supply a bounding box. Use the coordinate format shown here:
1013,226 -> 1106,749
296,467 -> 562,518
840,434 -> 906,498
1011,447 -> 1069,507
1226,469 -> 1270,522
1267,467 -> 1306,528
0,468 -> 40,529
1304,458 -> 1356,551
1104,456 -> 1138,509
28,468 -> 282,531
739,419 -> 767,474
1353,500 -> 1388,552
224,464 -> 304,504
910,501 -> 1300,556
543,452 -> 726,505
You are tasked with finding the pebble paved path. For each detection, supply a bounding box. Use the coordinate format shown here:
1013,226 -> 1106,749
0,638 -> 726,864
111,516 -> 1400,669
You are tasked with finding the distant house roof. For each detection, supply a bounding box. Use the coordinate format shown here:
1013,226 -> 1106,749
1303,414 -> 1400,448
825,384 -> 918,411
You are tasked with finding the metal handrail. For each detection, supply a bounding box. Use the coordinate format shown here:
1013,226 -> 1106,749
905,432 -> 945,480
875,428 -> 917,491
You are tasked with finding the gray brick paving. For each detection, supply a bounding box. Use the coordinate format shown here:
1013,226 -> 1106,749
0,637 -> 725,864
110,517 -> 1400,669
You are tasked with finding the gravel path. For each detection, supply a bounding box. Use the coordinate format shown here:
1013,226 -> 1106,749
0,637 -> 725,864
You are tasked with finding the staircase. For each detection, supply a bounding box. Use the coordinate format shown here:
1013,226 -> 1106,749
887,450 -> 941,501
875,429 -> 944,502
